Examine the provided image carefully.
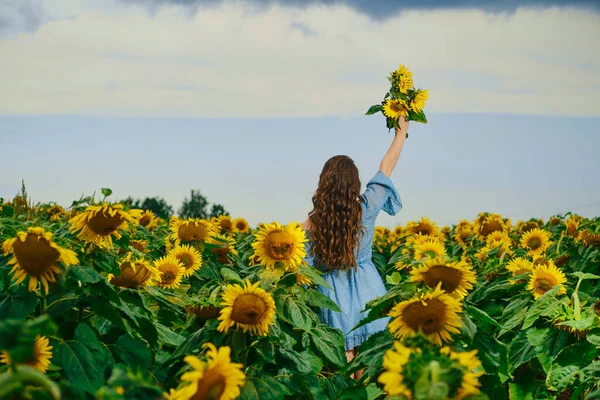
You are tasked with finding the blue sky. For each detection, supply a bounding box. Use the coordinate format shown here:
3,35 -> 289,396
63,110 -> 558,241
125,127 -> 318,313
1,113 -> 599,227
0,0 -> 599,228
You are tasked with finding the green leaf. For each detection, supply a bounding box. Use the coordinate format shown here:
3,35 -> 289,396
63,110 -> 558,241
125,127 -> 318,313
555,316 -> 597,331
54,324 -> 113,394
461,311 -> 477,341
533,329 -> 570,374
546,365 -> 582,391
305,289 -> 341,312
310,331 -> 345,368
110,334 -> 151,371
279,348 -> 314,375
69,266 -> 102,283
0,205 -> 14,217
587,333 -> 600,346
466,305 -> 501,329
298,265 -> 332,290
0,290 -> 39,319
101,188 -> 113,197
155,323 -> 185,347
220,267 -> 241,282
572,272 -> 600,281
507,368 -> 541,400
283,297 -> 312,331
365,104 -> 383,116
337,385 -> 368,400
508,330 -> 536,374
522,286 -> 561,329
239,376 -> 287,400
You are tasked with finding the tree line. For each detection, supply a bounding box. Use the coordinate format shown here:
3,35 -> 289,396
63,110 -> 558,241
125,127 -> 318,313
122,189 -> 228,220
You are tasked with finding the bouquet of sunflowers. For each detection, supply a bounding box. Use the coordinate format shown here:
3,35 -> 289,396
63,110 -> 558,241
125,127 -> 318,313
366,64 -> 428,136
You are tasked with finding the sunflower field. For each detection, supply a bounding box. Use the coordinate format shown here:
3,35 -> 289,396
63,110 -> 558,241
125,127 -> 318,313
0,192 -> 599,400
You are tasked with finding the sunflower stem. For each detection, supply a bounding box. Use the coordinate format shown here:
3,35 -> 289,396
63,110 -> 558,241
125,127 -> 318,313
429,360 -> 441,385
46,297 -> 78,311
556,231 -> 565,256
39,291 -> 47,316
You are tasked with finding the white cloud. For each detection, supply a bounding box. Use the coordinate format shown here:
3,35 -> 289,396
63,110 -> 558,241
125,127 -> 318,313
0,1 -> 598,116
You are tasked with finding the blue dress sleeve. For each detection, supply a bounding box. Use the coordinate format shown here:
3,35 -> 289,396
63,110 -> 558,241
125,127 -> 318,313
361,170 -> 402,223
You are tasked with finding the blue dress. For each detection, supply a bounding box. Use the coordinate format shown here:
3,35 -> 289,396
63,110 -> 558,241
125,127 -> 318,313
304,170 -> 403,351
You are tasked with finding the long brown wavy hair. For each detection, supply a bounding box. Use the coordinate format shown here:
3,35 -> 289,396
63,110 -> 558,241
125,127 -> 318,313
308,155 -> 363,271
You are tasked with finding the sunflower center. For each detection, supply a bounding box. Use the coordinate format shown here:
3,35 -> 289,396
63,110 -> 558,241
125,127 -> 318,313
178,223 -> 209,242
528,237 -> 542,250
231,293 -> 266,325
402,299 -> 447,334
236,222 -> 247,231
12,234 -> 61,276
191,370 -> 226,400
535,278 -> 555,292
264,232 -> 296,261
414,224 -> 432,236
115,262 -> 152,287
130,241 -> 145,252
161,269 -> 177,284
522,223 -> 537,233
422,265 -> 463,293
177,253 -> 193,269
139,215 -> 151,227
87,209 -> 125,235
481,220 -> 502,237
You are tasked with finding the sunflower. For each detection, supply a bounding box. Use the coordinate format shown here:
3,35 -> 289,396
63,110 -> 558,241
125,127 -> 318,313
139,210 -> 159,231
117,239 -> 149,255
154,255 -> 186,290
168,244 -> 203,277
440,347 -> 483,399
0,335 -> 53,373
393,65 -> 414,94
531,255 -> 556,269
48,205 -> 66,221
475,240 -> 513,263
520,228 -> 552,256
527,263 -> 567,299
388,284 -> 463,346
565,215 -> 582,237
473,213 -> 509,239
173,343 -> 245,400
393,226 -> 403,236
108,254 -> 160,288
410,257 -> 476,299
213,215 -> 234,235
404,216 -> 441,238
383,99 -> 410,120
232,218 -> 250,234
581,229 -> 600,247
68,203 -> 142,249
413,238 -> 447,260
170,218 -> 218,246
217,280 -> 276,336
453,220 -> 474,247
485,230 -> 511,247
210,234 -> 239,264
2,227 -> 78,293
410,89 -> 428,113
377,341 -> 413,398
251,222 -> 307,271
506,257 -> 533,282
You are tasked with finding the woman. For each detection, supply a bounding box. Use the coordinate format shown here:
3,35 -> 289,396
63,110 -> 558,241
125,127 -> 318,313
302,117 -> 407,378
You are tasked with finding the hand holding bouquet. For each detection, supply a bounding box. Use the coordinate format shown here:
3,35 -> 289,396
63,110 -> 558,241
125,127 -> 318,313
366,64 -> 428,137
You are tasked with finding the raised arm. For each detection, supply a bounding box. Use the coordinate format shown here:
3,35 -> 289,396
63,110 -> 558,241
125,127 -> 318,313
379,116 -> 408,177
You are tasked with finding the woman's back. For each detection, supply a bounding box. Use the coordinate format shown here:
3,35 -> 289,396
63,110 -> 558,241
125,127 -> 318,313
303,169 -> 402,350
